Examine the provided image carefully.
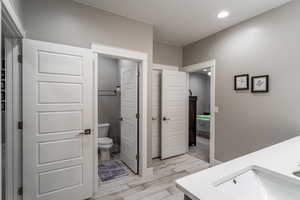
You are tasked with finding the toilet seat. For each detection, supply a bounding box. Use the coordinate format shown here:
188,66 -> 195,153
98,137 -> 113,149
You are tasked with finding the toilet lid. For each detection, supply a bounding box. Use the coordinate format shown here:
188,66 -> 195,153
99,137 -> 113,145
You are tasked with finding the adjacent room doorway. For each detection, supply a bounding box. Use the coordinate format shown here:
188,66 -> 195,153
182,60 -> 216,165
96,54 -> 140,183
151,61 -> 216,166
92,44 -> 150,196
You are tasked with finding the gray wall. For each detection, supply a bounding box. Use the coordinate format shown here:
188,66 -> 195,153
22,0 -> 153,52
189,73 -> 210,114
183,1 -> 300,162
98,56 -> 121,152
22,0 -> 154,167
153,42 -> 182,67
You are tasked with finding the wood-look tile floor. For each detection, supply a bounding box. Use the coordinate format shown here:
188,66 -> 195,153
95,152 -> 210,200
189,136 -> 210,162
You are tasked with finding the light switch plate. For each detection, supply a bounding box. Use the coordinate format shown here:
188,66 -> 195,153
214,106 -> 219,113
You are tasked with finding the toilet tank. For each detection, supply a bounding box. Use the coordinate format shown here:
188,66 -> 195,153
98,123 -> 110,138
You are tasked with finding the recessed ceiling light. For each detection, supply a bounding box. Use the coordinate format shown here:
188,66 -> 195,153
218,10 -> 230,19
203,69 -> 208,72
208,72 -> 212,76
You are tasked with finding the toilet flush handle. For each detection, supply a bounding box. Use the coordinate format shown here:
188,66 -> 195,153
79,129 -> 91,135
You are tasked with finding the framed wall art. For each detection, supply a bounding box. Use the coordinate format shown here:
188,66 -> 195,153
234,74 -> 249,91
251,75 -> 269,93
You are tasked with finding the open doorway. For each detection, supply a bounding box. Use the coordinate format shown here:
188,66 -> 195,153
96,55 -> 140,182
182,60 -> 216,165
150,63 -> 216,165
92,44 -> 150,195
188,68 -> 211,162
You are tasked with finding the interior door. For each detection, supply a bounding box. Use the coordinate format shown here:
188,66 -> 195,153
161,70 -> 188,159
23,39 -> 93,200
152,69 -> 161,158
120,60 -> 138,174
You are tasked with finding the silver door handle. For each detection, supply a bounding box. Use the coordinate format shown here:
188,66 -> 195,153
163,117 -> 170,121
79,129 -> 91,135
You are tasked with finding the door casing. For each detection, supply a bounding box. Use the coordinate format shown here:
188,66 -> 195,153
92,43 -> 152,195
4,38 -> 23,200
181,60 -> 217,166
1,0 -> 25,198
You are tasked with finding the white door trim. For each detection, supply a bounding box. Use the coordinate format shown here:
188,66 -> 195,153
5,38 -> 14,200
181,60 -> 217,166
92,53 -> 98,196
1,2 -> 24,198
91,43 -> 151,193
153,63 -> 179,71
4,38 -> 22,200
2,0 -> 26,37
11,40 -> 22,200
3,39 -> 22,200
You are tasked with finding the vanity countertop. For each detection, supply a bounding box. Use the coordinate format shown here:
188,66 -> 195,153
176,136 -> 300,200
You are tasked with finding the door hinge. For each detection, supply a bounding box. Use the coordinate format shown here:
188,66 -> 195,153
136,113 -> 140,119
137,71 -> 140,77
136,154 -> 139,160
18,55 -> 23,64
18,121 -> 23,130
18,187 -> 23,196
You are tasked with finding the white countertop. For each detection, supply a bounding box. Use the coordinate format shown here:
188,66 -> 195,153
176,136 -> 300,200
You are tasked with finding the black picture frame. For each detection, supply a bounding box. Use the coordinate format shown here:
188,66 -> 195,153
234,74 -> 249,90
251,75 -> 269,93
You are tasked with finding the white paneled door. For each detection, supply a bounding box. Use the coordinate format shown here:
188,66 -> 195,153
152,70 -> 161,158
161,70 -> 188,159
23,39 -> 93,200
120,60 -> 138,174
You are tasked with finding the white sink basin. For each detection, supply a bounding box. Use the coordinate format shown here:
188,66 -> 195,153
214,166 -> 300,200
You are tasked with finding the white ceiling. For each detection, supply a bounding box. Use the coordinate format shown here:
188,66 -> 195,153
74,0 -> 291,46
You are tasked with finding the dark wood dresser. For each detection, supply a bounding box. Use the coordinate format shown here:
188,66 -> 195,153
189,96 -> 197,146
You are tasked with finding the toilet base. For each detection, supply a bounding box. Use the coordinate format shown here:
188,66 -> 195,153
100,148 -> 111,161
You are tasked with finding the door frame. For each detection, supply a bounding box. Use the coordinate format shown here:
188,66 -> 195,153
1,0 -> 24,199
153,63 -> 179,71
4,38 -> 23,200
181,60 -> 217,166
92,43 -> 151,194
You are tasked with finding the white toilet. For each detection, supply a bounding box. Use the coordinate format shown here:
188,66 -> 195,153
98,123 -> 113,161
